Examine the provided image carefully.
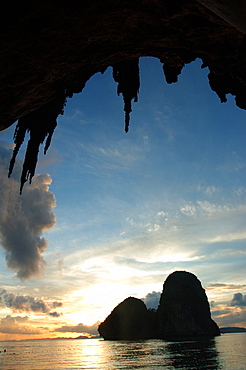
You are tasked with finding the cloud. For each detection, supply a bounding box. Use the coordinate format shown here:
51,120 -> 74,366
235,187 -> 246,196
214,309 -> 246,327
197,185 -> 219,197
230,293 -> 246,307
196,200 -> 230,215
54,322 -> 100,335
206,284 -> 246,292
52,301 -> 63,309
0,288 -> 62,314
205,231 -> 246,244
180,203 -> 196,216
0,315 -> 41,335
76,133 -> 146,175
210,292 -> 246,327
0,140 -> 14,150
219,151 -> 245,173
0,146 -> 56,278
48,311 -> 62,318
36,148 -> 62,170
141,291 -> 161,310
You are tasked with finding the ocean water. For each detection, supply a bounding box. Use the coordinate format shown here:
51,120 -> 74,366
0,333 -> 246,370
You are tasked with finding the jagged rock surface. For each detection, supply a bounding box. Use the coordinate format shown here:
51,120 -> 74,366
1,1 -> 246,189
98,297 -> 157,340
157,271 -> 220,338
1,0 -> 246,132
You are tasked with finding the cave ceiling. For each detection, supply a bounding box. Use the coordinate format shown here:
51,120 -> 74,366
1,0 -> 246,191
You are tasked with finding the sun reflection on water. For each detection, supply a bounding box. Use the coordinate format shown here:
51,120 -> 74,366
1,335 -> 246,369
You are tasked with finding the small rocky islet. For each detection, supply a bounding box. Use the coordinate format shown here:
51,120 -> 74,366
98,271 -> 220,340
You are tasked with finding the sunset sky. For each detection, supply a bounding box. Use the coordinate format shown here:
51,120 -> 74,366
0,57 -> 246,341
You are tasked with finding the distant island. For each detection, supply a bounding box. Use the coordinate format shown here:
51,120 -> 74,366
75,335 -> 101,339
98,271 -> 220,340
220,327 -> 246,334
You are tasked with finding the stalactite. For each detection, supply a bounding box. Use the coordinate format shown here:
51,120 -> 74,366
208,72 -> 227,103
8,93 -> 66,194
162,62 -> 184,84
112,59 -> 140,133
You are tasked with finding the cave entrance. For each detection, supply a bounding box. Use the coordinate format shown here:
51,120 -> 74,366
1,58 -> 245,303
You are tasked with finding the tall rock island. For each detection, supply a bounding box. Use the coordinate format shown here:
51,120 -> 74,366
98,271 -> 220,340
157,271 -> 220,338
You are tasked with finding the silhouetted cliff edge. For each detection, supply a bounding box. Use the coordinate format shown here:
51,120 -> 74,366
98,271 -> 220,340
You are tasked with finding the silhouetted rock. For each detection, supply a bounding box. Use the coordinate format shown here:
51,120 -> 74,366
99,271 -> 220,340
157,271 -> 220,338
98,297 -> 157,340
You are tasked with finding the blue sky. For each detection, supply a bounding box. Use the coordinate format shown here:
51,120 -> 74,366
0,57 -> 246,339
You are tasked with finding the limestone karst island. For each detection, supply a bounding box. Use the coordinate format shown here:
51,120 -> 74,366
98,271 -> 220,340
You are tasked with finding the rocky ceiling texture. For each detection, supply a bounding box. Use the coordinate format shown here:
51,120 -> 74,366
1,0 -> 246,192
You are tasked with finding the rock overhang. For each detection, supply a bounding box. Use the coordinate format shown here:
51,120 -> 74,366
1,0 -> 246,189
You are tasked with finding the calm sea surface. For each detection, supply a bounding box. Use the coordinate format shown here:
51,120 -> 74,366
0,333 -> 246,370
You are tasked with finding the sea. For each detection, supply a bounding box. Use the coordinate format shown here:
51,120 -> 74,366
0,333 -> 246,370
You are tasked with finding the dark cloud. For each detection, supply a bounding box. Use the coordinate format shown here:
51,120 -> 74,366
210,301 -> 215,308
52,301 -> 63,309
141,291 -> 161,310
0,145 -> 56,278
48,311 -> 62,318
230,293 -> 246,307
0,288 -> 62,314
54,322 -> 100,335
0,315 -> 41,335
